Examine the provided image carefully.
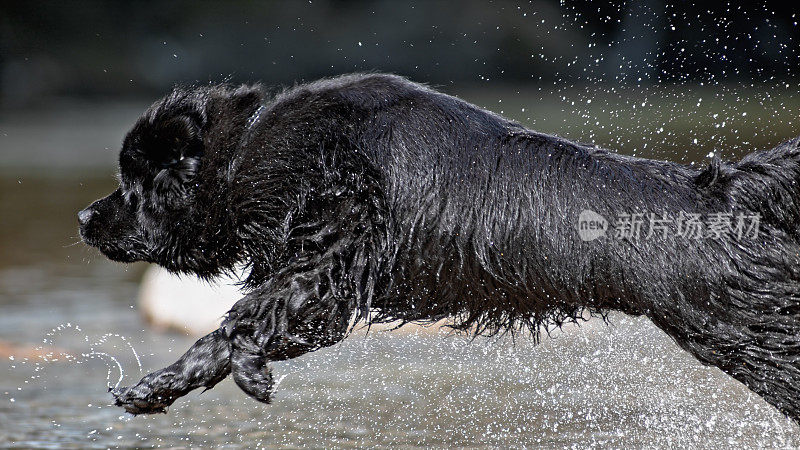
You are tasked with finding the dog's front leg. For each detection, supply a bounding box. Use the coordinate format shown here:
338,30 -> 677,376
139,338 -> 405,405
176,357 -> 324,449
223,276 -> 356,404
111,328 -> 231,415
223,242 -> 371,404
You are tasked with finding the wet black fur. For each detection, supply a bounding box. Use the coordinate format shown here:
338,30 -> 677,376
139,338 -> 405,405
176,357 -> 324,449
80,73 -> 800,422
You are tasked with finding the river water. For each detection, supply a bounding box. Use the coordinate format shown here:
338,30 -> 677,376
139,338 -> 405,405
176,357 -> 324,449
1,98 -> 799,447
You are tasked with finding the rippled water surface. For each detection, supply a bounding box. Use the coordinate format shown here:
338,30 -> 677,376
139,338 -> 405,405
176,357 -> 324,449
2,101 -> 800,448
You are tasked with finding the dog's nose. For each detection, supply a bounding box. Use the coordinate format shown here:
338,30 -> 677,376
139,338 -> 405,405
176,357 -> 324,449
77,208 -> 95,227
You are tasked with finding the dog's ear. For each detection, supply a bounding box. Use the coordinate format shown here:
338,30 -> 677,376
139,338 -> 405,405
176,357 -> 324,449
139,113 -> 205,169
153,156 -> 201,209
143,113 -> 206,207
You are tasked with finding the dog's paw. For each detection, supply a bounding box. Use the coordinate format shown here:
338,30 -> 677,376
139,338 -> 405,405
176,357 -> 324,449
110,385 -> 172,415
232,363 -> 274,404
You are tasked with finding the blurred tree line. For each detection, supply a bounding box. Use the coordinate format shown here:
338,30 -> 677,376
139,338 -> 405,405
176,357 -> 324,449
1,0 -> 798,108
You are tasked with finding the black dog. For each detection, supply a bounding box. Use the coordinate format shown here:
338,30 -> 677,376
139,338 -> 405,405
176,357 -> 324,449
80,73 -> 800,423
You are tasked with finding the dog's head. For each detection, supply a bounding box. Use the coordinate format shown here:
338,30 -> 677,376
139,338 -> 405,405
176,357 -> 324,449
79,84 -> 263,276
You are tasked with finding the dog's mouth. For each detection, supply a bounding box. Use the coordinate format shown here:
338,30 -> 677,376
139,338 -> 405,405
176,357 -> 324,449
96,243 -> 145,263
80,229 -> 147,263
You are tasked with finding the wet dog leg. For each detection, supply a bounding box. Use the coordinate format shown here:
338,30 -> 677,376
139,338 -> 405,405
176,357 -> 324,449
111,328 -> 231,415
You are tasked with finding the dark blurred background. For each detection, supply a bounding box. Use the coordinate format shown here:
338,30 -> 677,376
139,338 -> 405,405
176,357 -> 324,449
2,0 -> 800,170
2,0 -> 800,105
3,2 -> 800,446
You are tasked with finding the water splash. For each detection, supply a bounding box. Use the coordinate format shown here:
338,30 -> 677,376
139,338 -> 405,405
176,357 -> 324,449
29,322 -> 144,389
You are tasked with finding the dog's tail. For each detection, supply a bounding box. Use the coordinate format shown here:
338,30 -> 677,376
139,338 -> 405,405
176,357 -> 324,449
696,137 -> 800,237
